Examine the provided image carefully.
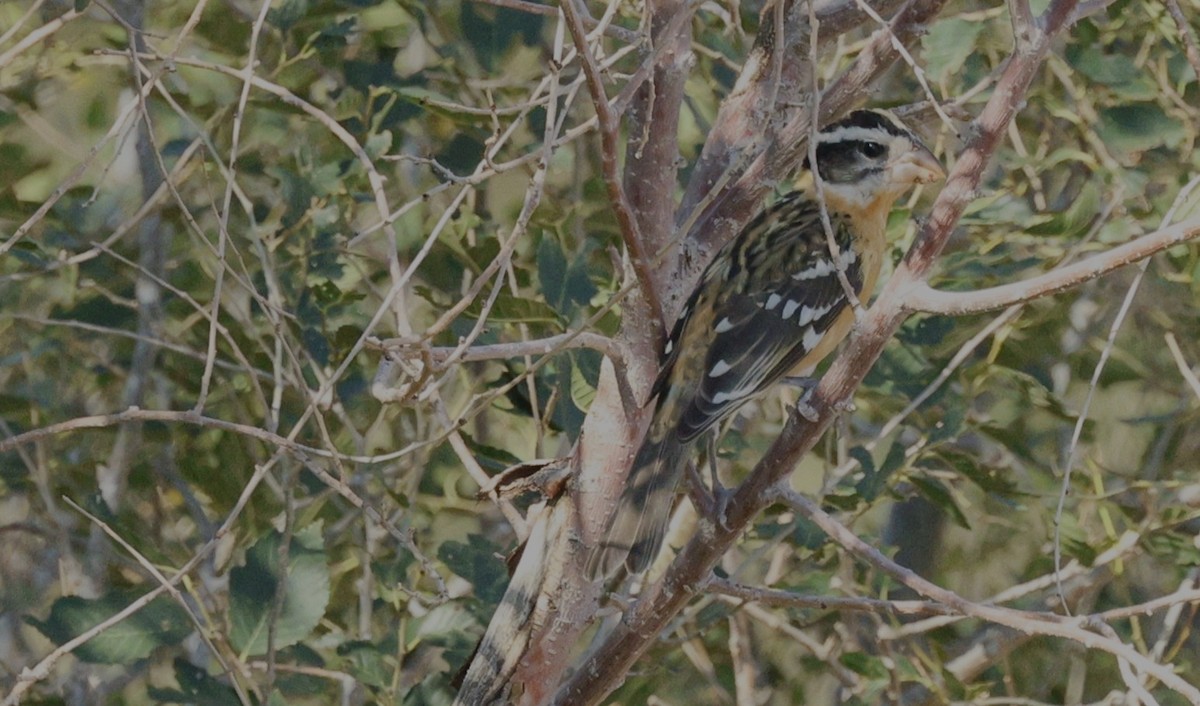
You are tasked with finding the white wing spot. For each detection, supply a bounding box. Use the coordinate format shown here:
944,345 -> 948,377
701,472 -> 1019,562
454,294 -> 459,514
782,300 -> 800,319
793,259 -> 834,281
798,304 -> 832,326
714,317 -> 734,333
802,326 -> 823,351
663,339 -> 674,355
709,359 -> 732,377
765,293 -> 782,310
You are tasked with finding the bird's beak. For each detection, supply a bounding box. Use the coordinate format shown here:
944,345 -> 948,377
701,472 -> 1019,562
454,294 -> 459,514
890,142 -> 945,185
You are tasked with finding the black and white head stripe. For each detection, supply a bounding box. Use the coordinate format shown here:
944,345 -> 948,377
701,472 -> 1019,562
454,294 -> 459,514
816,109 -> 910,144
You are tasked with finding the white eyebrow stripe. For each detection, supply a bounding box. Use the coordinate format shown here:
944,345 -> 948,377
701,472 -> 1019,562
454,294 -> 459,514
817,125 -> 905,144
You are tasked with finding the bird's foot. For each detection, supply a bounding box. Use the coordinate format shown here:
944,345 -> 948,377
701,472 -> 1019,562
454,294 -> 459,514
783,376 -> 820,422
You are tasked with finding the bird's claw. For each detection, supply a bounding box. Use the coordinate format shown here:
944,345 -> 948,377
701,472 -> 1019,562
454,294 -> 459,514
782,377 -> 820,422
712,484 -> 732,531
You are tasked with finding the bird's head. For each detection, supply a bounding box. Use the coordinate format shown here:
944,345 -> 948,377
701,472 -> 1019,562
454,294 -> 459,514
806,109 -> 945,211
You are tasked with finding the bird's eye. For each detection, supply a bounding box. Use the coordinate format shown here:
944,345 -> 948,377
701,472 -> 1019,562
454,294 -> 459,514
861,141 -> 887,159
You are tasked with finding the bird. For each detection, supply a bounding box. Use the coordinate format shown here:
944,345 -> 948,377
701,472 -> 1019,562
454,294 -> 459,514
588,109 -> 945,578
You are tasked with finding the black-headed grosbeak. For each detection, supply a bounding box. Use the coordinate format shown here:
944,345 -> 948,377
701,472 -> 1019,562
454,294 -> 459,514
589,109 -> 945,578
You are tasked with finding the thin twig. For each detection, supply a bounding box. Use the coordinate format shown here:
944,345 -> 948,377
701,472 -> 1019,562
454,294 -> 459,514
772,487 -> 1200,705
1163,0 -> 1200,108
1052,256 -> 1149,613
194,0 -> 273,412
1164,333 -> 1200,401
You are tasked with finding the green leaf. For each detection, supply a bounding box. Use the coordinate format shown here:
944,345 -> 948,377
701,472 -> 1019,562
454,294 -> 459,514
569,356 -> 597,412
274,645 -> 331,697
908,475 -> 971,530
1069,46 -> 1158,100
960,191 -> 1053,230
878,441 -> 908,477
52,293 -> 136,329
407,603 -> 480,670
840,651 -> 887,678
538,236 -> 569,310
365,130 -> 392,160
538,236 -> 599,317
338,640 -> 395,689
1026,181 -> 1102,237
1097,104 -> 1186,156
465,293 -> 562,325
850,446 -> 884,502
267,0 -> 311,31
437,133 -> 487,175
438,536 -> 509,607
927,396 -> 966,446
458,431 -> 523,473
929,449 -> 1018,495
923,18 -> 986,82
28,592 -> 190,664
229,523 -> 330,656
1056,515 -> 1097,566
148,658 -> 241,705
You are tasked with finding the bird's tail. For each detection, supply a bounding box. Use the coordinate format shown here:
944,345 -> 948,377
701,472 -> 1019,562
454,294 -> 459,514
587,434 -> 687,579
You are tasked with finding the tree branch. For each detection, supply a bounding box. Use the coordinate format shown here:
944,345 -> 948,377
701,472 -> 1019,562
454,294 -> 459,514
903,217 -> 1200,316
773,488 -> 1200,705
559,0 -> 667,327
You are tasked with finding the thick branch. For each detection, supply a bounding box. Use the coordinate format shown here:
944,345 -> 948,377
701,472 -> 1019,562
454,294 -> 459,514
622,0 -> 692,289
905,217 -> 1200,316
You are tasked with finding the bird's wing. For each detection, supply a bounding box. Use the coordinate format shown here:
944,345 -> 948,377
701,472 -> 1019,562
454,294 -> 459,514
671,203 -> 863,442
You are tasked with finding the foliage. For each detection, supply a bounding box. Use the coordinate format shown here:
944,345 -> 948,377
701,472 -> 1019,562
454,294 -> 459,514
1,0 -> 1199,704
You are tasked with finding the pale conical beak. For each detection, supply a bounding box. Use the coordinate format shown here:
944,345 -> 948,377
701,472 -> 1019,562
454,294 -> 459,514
891,142 -> 945,185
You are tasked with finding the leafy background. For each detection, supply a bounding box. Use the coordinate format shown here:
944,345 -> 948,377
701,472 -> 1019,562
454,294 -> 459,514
1,0 -> 1199,704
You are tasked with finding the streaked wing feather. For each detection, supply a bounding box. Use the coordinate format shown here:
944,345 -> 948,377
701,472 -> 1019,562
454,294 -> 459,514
674,199 -> 862,441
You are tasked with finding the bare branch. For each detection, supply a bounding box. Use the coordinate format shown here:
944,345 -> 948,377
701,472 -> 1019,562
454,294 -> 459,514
0,407 -> 447,600
378,330 -> 619,364
708,576 -> 954,617
1165,333 -> 1200,402
1164,0 -> 1200,129
904,217 -> 1200,316
772,488 -> 1200,705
